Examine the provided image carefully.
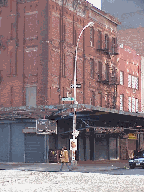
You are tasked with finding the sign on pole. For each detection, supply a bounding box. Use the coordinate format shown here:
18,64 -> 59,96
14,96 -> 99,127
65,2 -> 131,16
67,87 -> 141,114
62,97 -> 74,101
70,139 -> 77,151
70,84 -> 81,88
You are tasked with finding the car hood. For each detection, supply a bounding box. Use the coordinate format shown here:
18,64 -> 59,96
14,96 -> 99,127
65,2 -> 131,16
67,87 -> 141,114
134,158 -> 144,161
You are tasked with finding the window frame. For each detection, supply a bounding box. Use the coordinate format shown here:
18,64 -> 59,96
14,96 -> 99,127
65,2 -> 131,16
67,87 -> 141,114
128,74 -> 131,88
120,94 -> 124,111
120,71 -> 124,85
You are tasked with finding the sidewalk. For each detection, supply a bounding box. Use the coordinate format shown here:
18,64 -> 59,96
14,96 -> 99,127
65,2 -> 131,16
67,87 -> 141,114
0,160 -> 129,172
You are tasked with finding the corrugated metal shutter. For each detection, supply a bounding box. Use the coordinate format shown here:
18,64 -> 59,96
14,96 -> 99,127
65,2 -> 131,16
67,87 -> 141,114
25,134 -> 45,163
95,137 -> 108,160
10,123 -> 24,162
109,137 -> 117,159
0,124 -> 10,162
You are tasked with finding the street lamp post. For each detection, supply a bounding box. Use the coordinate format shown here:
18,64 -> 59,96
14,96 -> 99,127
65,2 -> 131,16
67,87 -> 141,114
71,22 -> 94,166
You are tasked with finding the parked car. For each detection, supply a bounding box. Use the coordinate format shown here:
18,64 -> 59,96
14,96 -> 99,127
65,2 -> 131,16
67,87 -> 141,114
129,150 -> 144,169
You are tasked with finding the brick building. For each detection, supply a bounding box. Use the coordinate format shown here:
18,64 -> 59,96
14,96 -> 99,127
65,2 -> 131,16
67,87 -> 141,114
117,45 -> 143,158
0,0 -> 143,163
0,0 -> 120,108
117,45 -> 141,112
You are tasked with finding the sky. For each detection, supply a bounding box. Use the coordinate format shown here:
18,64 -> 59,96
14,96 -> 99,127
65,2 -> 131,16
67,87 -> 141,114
101,0 -> 144,30
86,0 -> 144,30
87,0 -> 101,9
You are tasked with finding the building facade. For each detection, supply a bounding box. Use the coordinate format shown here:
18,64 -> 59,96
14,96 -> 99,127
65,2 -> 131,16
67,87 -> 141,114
117,45 -> 143,158
0,0 -> 143,163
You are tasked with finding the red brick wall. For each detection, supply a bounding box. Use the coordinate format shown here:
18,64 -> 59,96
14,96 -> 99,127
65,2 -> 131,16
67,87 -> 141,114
117,45 -> 141,112
0,0 -> 119,108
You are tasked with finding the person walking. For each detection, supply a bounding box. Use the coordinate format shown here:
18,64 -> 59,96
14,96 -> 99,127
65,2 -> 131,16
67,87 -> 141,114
59,146 -> 72,171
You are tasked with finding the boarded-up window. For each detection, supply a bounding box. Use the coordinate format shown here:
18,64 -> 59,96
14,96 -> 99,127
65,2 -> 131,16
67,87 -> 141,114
26,86 -> 36,107
120,94 -> 124,111
128,75 -> 131,87
132,97 -> 135,112
25,11 -> 38,40
90,27 -> 94,46
128,97 -> 131,112
9,41 -> 16,75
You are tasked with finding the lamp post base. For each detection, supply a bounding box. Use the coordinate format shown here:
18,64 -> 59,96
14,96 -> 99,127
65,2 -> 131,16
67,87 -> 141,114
71,160 -> 77,169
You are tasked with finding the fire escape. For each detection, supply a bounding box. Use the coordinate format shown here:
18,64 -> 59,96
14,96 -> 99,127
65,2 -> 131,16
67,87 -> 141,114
96,35 -> 119,109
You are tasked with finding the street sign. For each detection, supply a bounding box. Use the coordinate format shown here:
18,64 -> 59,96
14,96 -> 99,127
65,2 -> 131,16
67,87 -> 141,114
62,97 -> 74,101
36,119 -> 57,134
70,84 -> 81,88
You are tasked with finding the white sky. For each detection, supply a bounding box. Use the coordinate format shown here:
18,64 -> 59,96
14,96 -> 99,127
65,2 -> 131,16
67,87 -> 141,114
87,0 -> 101,10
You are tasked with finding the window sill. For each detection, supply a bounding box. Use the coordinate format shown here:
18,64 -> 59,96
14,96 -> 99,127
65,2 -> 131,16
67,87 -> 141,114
7,74 -> 17,77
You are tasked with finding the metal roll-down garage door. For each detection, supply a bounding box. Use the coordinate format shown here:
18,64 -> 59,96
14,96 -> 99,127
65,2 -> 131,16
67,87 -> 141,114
24,134 -> 45,163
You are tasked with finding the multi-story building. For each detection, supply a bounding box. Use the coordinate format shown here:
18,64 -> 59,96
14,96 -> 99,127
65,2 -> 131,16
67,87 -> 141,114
117,44 -> 143,158
0,0 -> 143,163
117,45 -> 141,113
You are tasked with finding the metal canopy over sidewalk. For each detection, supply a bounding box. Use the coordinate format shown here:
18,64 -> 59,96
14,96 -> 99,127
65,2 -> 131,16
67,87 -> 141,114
0,104 -> 143,132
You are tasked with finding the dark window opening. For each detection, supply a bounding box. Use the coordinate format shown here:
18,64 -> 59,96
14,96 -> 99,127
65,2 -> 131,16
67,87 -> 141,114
105,63 -> 109,81
90,58 -> 94,79
112,38 -> 115,54
98,61 -> 102,81
91,91 -> 95,106
105,34 -> 109,50
97,30 -> 102,49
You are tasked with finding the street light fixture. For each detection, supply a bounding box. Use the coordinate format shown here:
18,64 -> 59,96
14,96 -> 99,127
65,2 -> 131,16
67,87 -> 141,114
71,22 -> 94,166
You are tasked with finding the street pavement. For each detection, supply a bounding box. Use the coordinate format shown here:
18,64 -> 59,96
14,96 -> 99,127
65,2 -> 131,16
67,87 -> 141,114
0,160 -> 144,175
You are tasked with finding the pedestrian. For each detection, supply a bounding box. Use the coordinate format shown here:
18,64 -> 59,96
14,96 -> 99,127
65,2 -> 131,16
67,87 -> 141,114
59,146 -> 72,171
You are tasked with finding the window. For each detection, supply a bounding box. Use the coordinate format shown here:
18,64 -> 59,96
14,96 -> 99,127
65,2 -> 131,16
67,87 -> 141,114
0,17 -> 2,28
128,75 -> 131,87
128,97 -> 131,112
10,23 -> 14,40
132,97 -> 135,112
63,24 -> 65,42
26,86 -> 36,107
10,0 -> 12,12
135,77 -> 138,90
91,91 -> 95,106
62,54 -> 65,77
90,58 -> 94,79
132,76 -> 135,88
105,34 -> 109,49
99,93 -> 102,107
98,61 -> 102,81
90,27 -> 94,46
120,94 -> 124,111
97,30 -> 102,49
105,63 -> 109,81
136,99 -> 138,112
120,71 -> 124,85
112,38 -> 115,54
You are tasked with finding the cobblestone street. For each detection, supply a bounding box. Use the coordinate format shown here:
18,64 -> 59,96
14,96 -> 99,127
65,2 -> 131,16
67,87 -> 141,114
0,169 -> 144,192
